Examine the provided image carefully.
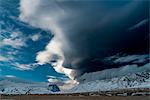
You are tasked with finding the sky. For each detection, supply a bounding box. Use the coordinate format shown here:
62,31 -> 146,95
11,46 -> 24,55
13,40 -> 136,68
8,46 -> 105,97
0,0 -> 68,82
0,0 -> 149,83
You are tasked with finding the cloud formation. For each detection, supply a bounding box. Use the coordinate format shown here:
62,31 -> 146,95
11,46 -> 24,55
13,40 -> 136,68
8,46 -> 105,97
0,31 -> 26,49
30,33 -> 41,41
0,56 -> 8,61
12,63 -> 38,71
5,75 -> 16,78
47,75 -> 77,90
19,0 -> 149,81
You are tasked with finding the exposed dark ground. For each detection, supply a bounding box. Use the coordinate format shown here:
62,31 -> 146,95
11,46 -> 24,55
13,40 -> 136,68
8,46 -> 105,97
1,88 -> 150,100
1,95 -> 150,100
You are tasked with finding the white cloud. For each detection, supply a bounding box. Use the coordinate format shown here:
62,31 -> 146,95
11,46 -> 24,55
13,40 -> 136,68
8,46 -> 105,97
47,75 -> 77,90
0,55 -> 15,63
1,38 -> 26,48
48,78 -> 59,83
47,75 -> 68,81
5,75 -> 16,78
47,75 -> 65,86
0,56 -> 8,61
59,80 -> 78,90
36,50 -> 52,65
0,30 -> 40,70
10,32 -> 20,38
30,33 -> 41,41
35,39 -> 76,79
0,31 -> 26,49
7,51 -> 18,55
12,63 -> 38,70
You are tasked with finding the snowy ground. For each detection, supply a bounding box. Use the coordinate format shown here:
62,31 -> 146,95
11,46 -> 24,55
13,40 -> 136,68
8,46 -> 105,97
0,71 -> 149,94
65,71 -> 150,93
0,77 -> 50,94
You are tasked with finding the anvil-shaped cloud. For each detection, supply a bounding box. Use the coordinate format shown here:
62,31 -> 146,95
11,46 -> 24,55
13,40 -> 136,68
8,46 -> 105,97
19,0 -> 149,81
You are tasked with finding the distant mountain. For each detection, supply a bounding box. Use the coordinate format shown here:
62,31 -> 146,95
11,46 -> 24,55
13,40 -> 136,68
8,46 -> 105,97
48,84 -> 60,92
66,71 -> 150,93
0,76 -> 60,94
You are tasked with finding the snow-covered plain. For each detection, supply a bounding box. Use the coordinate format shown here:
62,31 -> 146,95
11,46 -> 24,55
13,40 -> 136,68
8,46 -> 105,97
0,71 -> 149,94
0,77 -> 51,94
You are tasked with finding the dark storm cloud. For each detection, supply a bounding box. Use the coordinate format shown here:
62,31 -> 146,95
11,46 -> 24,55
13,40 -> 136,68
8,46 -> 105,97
20,0 -> 149,80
